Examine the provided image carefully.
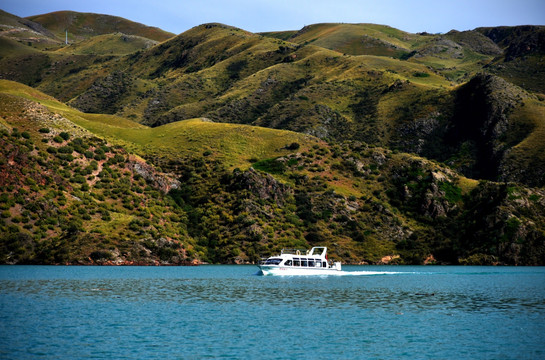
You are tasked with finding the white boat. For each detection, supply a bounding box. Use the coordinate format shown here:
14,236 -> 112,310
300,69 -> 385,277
258,247 -> 342,276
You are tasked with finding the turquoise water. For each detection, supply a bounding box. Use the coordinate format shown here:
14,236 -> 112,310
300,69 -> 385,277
0,266 -> 544,359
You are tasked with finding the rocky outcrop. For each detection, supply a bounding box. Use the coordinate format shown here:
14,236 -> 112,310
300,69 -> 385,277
377,254 -> 400,264
498,149 -> 545,188
448,74 -> 530,180
445,30 -> 503,56
415,37 -> 464,59
395,111 -> 445,155
476,25 -> 545,60
504,28 -> 545,61
305,104 -> 352,139
419,178 -> 457,218
393,74 -> 541,187
87,237 -> 192,265
390,158 -> 460,219
458,182 -> 545,265
230,167 -> 292,206
127,156 -> 180,193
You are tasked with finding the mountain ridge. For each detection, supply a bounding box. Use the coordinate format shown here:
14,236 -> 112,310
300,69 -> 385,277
26,10 -> 175,42
1,10 -> 544,265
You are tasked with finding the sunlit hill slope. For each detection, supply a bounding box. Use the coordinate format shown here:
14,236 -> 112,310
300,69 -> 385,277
0,10 -> 544,265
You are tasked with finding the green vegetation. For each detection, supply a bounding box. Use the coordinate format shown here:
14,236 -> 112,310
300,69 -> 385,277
56,33 -> 159,56
0,11 -> 544,265
26,10 -> 174,42
0,125 -> 192,264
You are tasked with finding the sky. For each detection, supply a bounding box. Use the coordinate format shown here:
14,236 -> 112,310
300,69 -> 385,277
3,0 -> 545,35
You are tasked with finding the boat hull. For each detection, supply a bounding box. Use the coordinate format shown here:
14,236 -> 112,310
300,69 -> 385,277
258,265 -> 342,276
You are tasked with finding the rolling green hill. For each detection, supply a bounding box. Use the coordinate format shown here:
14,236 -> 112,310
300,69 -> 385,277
261,23 -> 501,83
0,80 -> 318,169
1,10 -> 545,265
26,10 -> 174,42
1,80 -> 544,266
55,33 -> 159,55
0,9 -> 60,48
269,23 -> 416,57
31,21 -> 538,186
475,25 -> 545,93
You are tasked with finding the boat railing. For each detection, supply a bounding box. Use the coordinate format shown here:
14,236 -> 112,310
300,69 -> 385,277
281,248 -> 308,255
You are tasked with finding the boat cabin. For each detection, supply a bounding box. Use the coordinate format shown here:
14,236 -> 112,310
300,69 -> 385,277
261,247 -> 329,268
258,246 -> 341,275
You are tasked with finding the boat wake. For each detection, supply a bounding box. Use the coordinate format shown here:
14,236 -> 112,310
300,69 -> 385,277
256,270 -> 421,277
330,270 -> 408,276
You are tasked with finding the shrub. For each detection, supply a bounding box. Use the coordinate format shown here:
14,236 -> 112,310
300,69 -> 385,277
413,72 -> 430,78
59,132 -> 70,140
89,250 -> 113,261
56,154 -> 74,161
101,212 -> 111,221
39,128 -> 50,133
438,181 -> 462,204
158,247 -> 179,261
58,146 -> 74,154
253,158 -> 286,174
286,142 -> 300,150
72,175 -> 86,184
112,154 -> 125,163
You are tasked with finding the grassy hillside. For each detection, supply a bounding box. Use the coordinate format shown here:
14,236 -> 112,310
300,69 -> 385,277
499,98 -> 545,186
55,33 -> 159,55
0,81 -> 195,264
0,9 -> 60,49
1,10 -> 545,265
0,36 -> 40,58
262,23 -> 500,84
2,16 -> 542,186
280,23 -> 416,56
26,11 -> 174,42
475,26 -> 545,93
0,80 -> 319,169
62,23 -> 451,130
1,79 -> 544,266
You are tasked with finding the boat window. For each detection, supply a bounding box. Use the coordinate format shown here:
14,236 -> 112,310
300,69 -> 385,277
264,258 -> 282,265
314,259 -> 321,267
301,259 -> 308,267
293,258 -> 300,266
284,260 -> 292,266
322,262 -> 327,268
308,259 -> 315,267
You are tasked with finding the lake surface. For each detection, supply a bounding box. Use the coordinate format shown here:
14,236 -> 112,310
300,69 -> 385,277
1,265 -> 544,359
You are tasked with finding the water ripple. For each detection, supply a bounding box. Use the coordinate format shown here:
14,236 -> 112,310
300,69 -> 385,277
1,265 -> 545,359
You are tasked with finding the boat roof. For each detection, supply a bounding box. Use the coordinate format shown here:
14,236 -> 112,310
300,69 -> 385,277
278,247 -> 327,257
